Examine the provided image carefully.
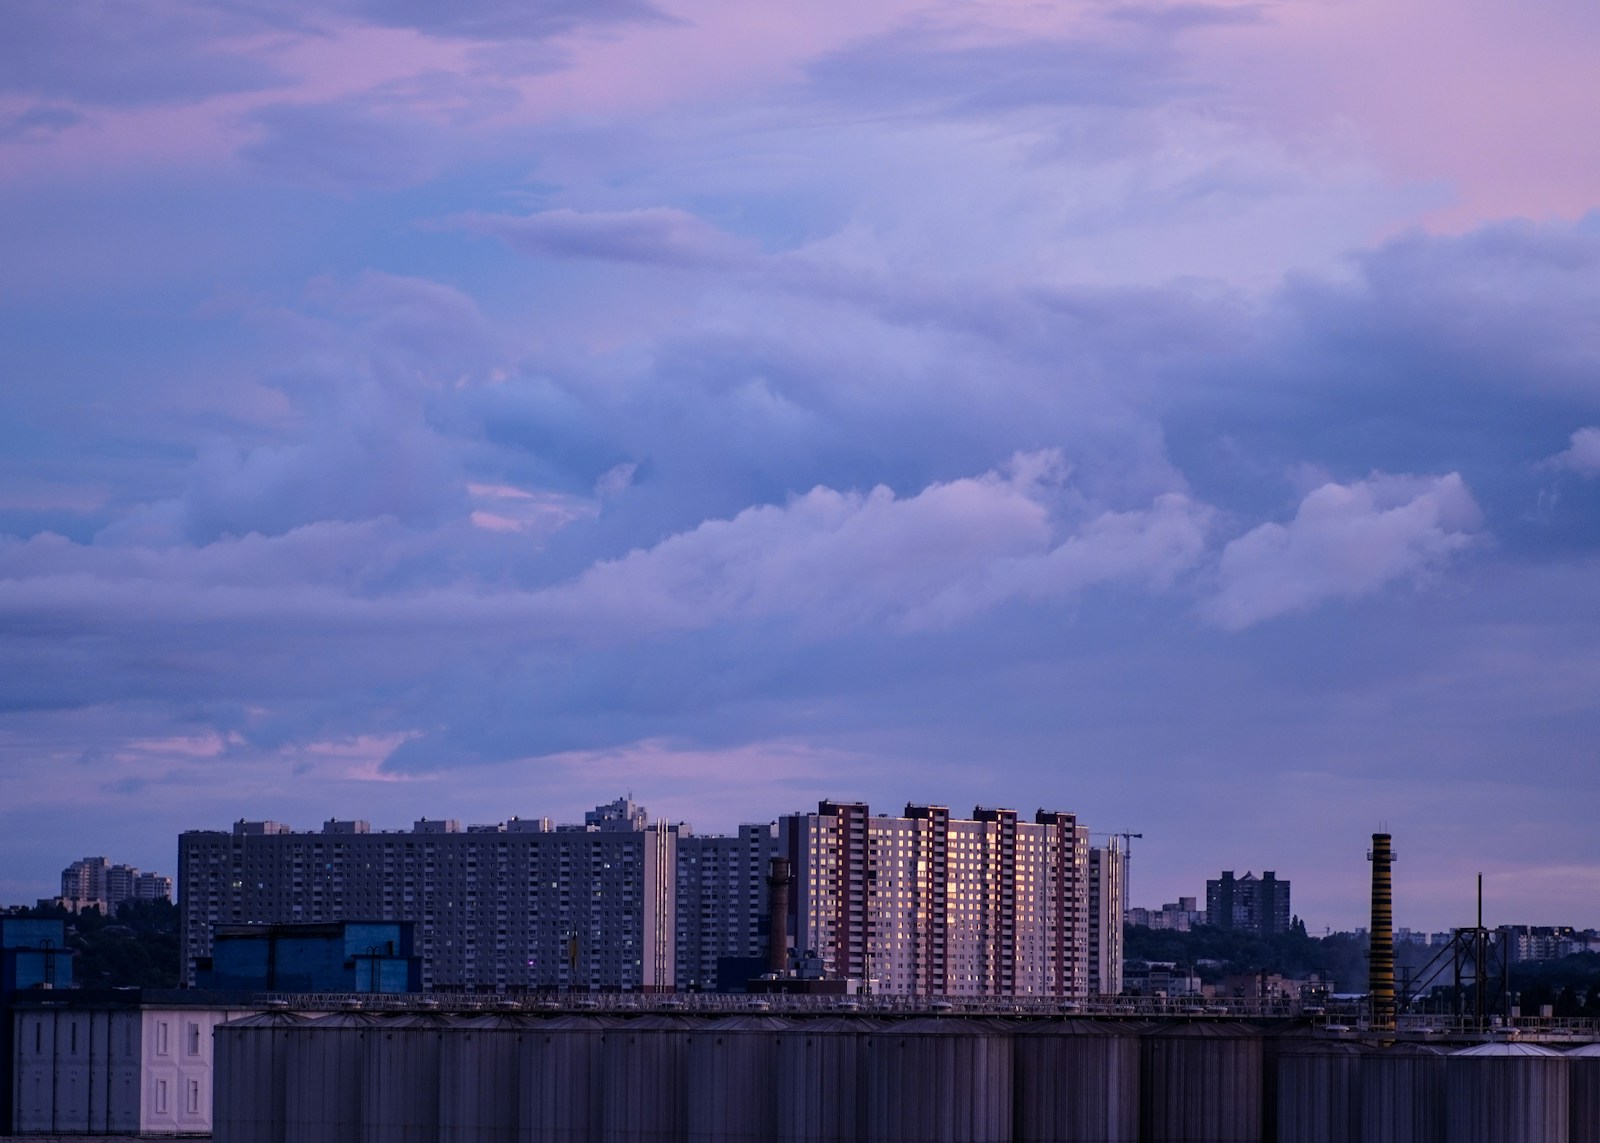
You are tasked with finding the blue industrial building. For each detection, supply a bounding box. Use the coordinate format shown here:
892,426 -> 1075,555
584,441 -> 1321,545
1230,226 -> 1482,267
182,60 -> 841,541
0,918 -> 73,996
194,920 -> 420,993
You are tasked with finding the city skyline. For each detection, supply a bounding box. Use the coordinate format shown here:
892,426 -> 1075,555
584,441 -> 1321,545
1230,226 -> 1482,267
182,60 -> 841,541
3,0 -> 1600,935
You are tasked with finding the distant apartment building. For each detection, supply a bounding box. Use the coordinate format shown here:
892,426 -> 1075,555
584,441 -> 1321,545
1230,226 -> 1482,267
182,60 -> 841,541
674,824 -> 779,991
57,857 -> 172,914
1126,896 -> 1204,932
779,801 -> 1096,998
1086,843 -> 1125,996
1500,925 -> 1600,963
1205,871 -> 1291,935
178,799 -> 676,992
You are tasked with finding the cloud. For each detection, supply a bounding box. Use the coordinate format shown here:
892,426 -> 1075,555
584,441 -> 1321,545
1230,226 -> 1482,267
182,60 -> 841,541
1546,427 -> 1600,476
462,208 -> 756,269
0,103 -> 84,143
1202,472 -> 1483,630
0,2 -> 289,106
545,451 -> 1210,637
240,101 -> 453,189
322,0 -> 667,42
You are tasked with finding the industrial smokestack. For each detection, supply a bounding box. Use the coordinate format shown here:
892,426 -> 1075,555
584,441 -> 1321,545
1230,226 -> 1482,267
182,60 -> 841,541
1368,832 -> 1396,1031
766,857 -> 791,974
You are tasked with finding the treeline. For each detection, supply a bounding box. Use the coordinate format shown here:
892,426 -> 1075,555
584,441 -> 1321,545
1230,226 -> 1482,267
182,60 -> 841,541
1125,921 -> 1369,990
14,898 -> 180,989
1510,951 -> 1600,1017
1126,923 -> 1600,1013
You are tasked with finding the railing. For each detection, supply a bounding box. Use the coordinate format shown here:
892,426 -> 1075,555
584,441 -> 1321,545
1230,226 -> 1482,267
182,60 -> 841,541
250,990 -> 1323,1020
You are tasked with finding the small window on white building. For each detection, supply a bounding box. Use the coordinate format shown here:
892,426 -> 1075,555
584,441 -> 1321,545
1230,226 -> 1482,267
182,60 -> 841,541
188,1079 -> 200,1114
155,1022 -> 169,1056
156,1079 -> 168,1113
187,1022 -> 200,1055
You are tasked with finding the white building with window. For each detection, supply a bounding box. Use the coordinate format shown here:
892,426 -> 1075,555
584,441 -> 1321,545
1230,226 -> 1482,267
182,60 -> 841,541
8,996 -> 244,1135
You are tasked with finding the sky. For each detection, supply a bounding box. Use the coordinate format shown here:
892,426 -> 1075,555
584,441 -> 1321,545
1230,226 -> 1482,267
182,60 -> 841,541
2,0 -> 1598,935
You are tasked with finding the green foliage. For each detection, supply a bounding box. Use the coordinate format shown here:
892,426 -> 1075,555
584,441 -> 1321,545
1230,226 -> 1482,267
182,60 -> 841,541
1125,923 -> 1368,989
14,898 -> 180,989
1509,952 -> 1600,1017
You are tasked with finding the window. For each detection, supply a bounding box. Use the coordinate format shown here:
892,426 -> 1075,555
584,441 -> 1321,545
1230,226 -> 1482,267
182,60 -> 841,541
188,1080 -> 201,1114
155,1022 -> 169,1055
156,1080 -> 168,1114
187,1022 -> 201,1055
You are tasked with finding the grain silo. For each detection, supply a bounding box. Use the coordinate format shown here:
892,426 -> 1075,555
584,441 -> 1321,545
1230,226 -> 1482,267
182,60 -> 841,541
773,1016 -> 878,1143
520,1013 -> 614,1143
284,1010 -> 378,1143
212,1009 -> 310,1143
439,1012 -> 532,1143
1138,1021 -> 1264,1143
1358,1041 -> 1448,1143
361,1010 -> 449,1143
1273,1038 -> 1367,1143
862,1016 -> 1013,1143
1566,1043 -> 1600,1143
1444,1042 -> 1568,1143
685,1014 -> 789,1143
1012,1018 -> 1139,1143
598,1013 -> 693,1143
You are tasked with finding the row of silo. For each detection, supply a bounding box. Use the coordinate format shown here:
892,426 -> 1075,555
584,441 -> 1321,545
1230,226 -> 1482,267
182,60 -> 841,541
213,1012 -> 1600,1143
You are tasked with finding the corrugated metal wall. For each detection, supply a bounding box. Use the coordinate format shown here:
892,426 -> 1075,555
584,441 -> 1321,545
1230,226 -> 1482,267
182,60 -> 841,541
213,1011 -> 308,1143
1444,1044 -> 1568,1143
283,1012 -> 375,1143
362,1011 -> 446,1143
862,1018 -> 1013,1143
210,1012 -> 1600,1143
1568,1045 -> 1600,1143
1274,1039 -> 1366,1143
1359,1041 -> 1448,1143
1013,1019 -> 1139,1143
1139,1021 -> 1264,1143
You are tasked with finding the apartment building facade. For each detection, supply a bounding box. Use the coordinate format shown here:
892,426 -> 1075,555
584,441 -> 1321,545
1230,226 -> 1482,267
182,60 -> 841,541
178,800 -> 676,992
674,824 -> 779,991
779,802 -> 1094,998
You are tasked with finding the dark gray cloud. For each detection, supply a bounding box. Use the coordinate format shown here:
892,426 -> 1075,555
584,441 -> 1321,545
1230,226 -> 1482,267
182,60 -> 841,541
0,103 -> 84,143
804,23 -> 1197,116
240,101 -> 453,190
332,0 -> 669,40
0,2 -> 289,105
463,208 -> 757,268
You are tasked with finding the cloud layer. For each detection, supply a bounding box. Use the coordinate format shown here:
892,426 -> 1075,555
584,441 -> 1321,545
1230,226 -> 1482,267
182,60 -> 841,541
3,0 -> 1600,930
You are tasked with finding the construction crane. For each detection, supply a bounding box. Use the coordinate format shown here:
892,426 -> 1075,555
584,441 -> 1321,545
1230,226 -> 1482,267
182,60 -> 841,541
1097,831 -> 1143,914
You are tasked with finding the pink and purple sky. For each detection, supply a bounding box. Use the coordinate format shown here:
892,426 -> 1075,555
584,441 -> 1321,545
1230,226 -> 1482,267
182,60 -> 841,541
3,0 -> 1599,931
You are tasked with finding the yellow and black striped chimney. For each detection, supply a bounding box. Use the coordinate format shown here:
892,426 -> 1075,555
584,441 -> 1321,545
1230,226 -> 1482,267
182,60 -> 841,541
1368,832 -> 1395,1031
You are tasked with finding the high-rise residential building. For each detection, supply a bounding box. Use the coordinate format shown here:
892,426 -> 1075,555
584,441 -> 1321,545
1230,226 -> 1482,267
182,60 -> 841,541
1205,870 -> 1291,935
59,857 -> 172,913
178,799 -> 676,992
1086,843 -> 1125,996
1126,897 -> 1204,931
778,801 -> 1092,998
674,824 -> 779,991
